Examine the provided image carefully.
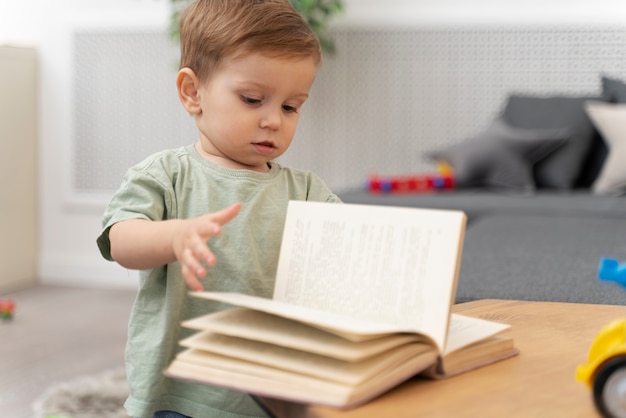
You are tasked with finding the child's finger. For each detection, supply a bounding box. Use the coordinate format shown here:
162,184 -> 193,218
181,263 -> 205,291
209,202 -> 241,226
189,234 -> 215,265
181,248 -> 206,280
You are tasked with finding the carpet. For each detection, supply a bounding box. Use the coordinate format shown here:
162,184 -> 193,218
32,367 -> 129,418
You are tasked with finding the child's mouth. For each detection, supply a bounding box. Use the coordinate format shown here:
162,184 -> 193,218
253,142 -> 277,154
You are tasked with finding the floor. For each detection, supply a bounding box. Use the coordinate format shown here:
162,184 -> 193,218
0,285 -> 136,418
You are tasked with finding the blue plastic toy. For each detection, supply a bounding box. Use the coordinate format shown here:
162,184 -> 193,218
597,258 -> 626,288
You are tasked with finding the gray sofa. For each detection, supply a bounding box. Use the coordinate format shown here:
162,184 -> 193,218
338,189 -> 626,305
338,76 -> 626,305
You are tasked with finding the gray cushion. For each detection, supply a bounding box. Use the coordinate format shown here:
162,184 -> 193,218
502,94 -> 601,189
427,117 -> 568,191
602,75 -> 626,103
574,129 -> 607,188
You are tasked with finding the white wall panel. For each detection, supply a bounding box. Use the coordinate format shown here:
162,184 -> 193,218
69,26 -> 626,197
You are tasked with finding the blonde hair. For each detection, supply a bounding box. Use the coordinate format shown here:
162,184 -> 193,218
179,0 -> 322,82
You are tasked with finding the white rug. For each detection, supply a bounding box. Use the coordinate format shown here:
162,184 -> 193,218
32,367 -> 129,418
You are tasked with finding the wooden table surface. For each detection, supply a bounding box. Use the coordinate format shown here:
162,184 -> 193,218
260,299 -> 626,418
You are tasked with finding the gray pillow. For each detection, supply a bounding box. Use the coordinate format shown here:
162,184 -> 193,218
427,117 -> 569,191
502,94 -> 601,189
602,75 -> 626,103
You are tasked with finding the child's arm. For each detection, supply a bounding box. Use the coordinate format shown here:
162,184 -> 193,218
109,203 -> 241,291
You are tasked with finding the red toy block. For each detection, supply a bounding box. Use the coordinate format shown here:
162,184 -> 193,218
0,299 -> 16,321
367,174 -> 455,194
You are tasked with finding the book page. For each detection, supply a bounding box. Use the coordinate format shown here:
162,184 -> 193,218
183,307 -> 426,361
272,201 -> 466,351
439,335 -> 516,376
443,314 -> 511,355
167,349 -> 355,405
190,291 -> 423,342
166,347 -> 439,408
180,331 -> 432,386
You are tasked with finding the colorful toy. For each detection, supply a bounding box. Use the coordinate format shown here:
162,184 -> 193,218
367,174 -> 455,194
598,258 -> 626,288
0,299 -> 15,322
435,160 -> 454,177
367,161 -> 456,194
576,258 -> 626,417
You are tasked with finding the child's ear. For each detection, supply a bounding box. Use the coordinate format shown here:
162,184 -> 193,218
176,68 -> 202,115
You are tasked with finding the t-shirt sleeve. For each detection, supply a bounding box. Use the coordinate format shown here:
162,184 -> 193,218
96,164 -> 174,261
307,172 -> 342,204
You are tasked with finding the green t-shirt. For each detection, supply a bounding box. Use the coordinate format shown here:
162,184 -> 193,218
97,144 -> 340,418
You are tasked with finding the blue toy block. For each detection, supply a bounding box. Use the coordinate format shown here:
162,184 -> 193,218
433,176 -> 445,189
598,258 -> 626,289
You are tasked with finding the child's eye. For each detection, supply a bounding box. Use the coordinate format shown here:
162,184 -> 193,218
282,105 -> 298,113
241,95 -> 261,105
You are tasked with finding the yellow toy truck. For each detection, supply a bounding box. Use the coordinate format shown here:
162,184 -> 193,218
576,319 -> 626,418
576,258 -> 626,418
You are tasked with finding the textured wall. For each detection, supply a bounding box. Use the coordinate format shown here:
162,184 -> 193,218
72,27 -> 626,194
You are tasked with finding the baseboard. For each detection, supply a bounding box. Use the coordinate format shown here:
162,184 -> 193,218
0,277 -> 38,294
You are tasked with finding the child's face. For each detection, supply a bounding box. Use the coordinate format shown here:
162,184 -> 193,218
192,52 -> 318,172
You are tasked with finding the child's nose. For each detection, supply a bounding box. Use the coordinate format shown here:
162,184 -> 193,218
259,107 -> 282,130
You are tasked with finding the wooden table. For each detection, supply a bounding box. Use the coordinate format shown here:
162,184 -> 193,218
259,299 -> 626,418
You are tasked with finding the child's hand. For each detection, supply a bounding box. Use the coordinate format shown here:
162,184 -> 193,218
173,202 -> 241,291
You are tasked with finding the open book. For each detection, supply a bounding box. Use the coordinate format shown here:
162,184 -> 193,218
164,201 -> 517,408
